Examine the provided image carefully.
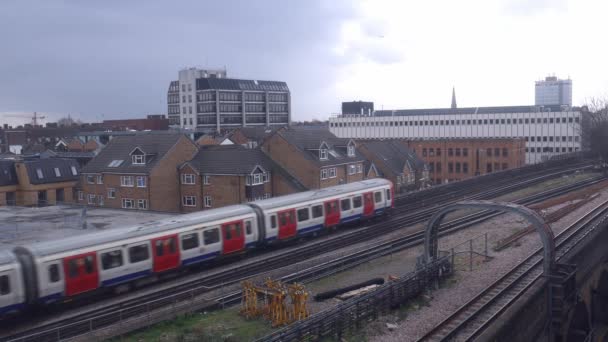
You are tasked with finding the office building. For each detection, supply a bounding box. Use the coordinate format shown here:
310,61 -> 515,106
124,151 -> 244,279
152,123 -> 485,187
535,76 -> 572,107
342,101 -> 374,116
167,67 -> 290,131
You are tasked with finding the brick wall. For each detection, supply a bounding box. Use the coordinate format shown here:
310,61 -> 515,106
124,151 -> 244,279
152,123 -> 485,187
179,164 -> 202,213
263,134 -> 321,189
81,174 -> 150,209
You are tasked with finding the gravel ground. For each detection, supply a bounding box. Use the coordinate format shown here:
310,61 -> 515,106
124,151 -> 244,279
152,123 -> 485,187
369,186 -> 608,342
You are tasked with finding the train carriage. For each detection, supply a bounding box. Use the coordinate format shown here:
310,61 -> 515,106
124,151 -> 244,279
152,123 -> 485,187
14,205 -> 257,304
0,251 -> 25,315
249,179 -> 394,241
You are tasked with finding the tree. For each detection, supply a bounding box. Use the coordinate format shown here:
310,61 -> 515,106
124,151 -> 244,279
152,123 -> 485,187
56,115 -> 82,127
581,97 -> 608,161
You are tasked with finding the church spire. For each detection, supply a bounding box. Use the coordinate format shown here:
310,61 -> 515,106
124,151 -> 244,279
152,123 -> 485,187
451,86 -> 457,109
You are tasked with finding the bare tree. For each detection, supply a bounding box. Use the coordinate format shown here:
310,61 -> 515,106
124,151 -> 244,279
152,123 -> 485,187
56,115 -> 82,127
581,97 -> 608,161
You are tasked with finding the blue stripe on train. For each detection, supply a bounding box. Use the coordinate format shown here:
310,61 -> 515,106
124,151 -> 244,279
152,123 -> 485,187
39,292 -> 63,304
298,224 -> 324,235
0,302 -> 26,315
340,214 -> 362,224
182,251 -> 222,266
101,270 -> 152,287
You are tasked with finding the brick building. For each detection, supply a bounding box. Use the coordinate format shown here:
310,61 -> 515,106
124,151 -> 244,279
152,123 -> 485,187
101,115 -> 169,131
357,140 -> 429,193
262,127 -> 367,189
178,145 -> 301,212
0,156 -> 79,206
403,138 -> 526,184
78,133 -> 198,212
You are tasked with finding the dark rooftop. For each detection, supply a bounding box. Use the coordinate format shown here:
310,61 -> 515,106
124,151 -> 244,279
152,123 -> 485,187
0,160 -> 17,186
22,158 -> 80,185
196,78 -> 289,92
187,145 -> 273,175
82,133 -> 185,174
359,140 -> 425,175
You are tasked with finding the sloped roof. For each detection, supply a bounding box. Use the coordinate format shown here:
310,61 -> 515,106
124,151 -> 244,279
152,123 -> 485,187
23,158 -> 80,185
276,127 -> 365,166
234,126 -> 280,142
359,140 -> 425,175
82,133 -> 184,174
0,160 -> 17,186
186,145 -> 273,175
196,78 -> 289,92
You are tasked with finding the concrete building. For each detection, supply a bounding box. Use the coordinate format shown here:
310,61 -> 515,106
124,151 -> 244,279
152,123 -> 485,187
535,76 -> 572,107
342,101 -> 374,116
167,67 -> 290,131
329,105 -> 582,164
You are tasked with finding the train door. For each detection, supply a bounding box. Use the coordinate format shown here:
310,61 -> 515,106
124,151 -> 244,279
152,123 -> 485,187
324,200 -> 340,227
222,220 -> 245,254
151,235 -> 180,272
363,192 -> 374,217
63,252 -> 99,296
277,209 -> 297,239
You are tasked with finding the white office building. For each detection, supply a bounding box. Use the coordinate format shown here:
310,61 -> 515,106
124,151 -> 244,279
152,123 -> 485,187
535,76 -> 572,107
329,105 -> 582,164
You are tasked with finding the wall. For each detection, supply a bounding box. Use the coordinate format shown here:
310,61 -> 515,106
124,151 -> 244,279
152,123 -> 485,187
263,134 -> 320,189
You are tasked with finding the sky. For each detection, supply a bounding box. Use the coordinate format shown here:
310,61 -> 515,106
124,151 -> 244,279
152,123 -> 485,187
1,0 -> 607,126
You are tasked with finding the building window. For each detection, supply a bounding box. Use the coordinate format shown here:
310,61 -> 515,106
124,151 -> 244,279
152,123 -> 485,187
122,198 -> 134,209
87,175 -> 95,184
107,188 -> 116,199
436,148 -> 441,156
348,164 -> 356,175
486,148 -> 492,157
138,199 -> 148,210
71,166 -> 78,176
356,164 -> 363,173
463,162 -> 469,173
448,162 -> 454,173
247,173 -> 265,185
88,194 -> 96,205
203,175 -> 210,185
204,196 -> 212,208
321,169 -> 328,180
78,191 -> 84,201
455,162 -> 461,173
136,176 -> 146,188
463,148 -> 468,157
422,148 -> 427,157
448,148 -> 453,157
347,144 -> 355,157
455,148 -> 461,157
182,196 -> 196,207
329,167 -> 337,178
96,175 -> 103,184
502,148 -> 508,157
182,174 -> 195,185
54,167 -> 61,177
320,149 -> 328,160
36,168 -> 44,179
120,176 -> 134,187
494,148 -> 500,156
98,195 -> 104,206
436,162 -> 442,172
132,155 -> 145,165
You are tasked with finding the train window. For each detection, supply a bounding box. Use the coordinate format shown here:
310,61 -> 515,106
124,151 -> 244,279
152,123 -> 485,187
352,196 -> 362,208
181,233 -> 199,250
245,221 -> 252,235
234,223 -> 242,238
48,264 -> 60,282
101,250 -> 123,270
374,191 -> 382,203
297,208 -> 309,222
270,215 -> 277,229
168,238 -> 177,253
312,205 -> 323,218
0,275 -> 9,295
129,244 -> 149,263
84,256 -> 95,274
386,189 -> 391,201
155,240 -> 164,256
68,260 -> 79,278
225,225 -> 233,240
204,228 -> 220,244
340,198 -> 351,211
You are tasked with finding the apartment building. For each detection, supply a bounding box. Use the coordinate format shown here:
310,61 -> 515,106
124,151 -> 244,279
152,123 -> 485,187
78,133 -> 198,212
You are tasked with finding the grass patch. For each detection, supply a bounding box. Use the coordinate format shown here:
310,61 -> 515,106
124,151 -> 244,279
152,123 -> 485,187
114,307 -> 273,342
494,172 -> 599,202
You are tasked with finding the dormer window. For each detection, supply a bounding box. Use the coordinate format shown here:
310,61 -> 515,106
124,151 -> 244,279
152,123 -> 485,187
347,144 -> 355,157
132,155 -> 145,165
320,149 -> 328,160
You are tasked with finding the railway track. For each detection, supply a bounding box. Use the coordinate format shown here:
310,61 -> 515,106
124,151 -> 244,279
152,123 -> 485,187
418,200 -> 608,342
0,163 -> 596,341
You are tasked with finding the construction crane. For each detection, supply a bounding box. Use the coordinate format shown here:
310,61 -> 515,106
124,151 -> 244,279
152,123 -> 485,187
4,112 -> 46,126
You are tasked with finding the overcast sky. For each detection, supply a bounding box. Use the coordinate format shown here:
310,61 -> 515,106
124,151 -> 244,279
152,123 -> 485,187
1,0 -> 607,125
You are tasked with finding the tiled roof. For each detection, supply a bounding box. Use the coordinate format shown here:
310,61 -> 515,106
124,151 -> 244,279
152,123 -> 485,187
277,127 -> 366,166
0,160 -> 17,186
186,145 -> 273,175
82,133 -> 184,174
196,78 -> 289,92
234,126 -> 280,142
359,140 -> 425,175
23,158 -> 79,185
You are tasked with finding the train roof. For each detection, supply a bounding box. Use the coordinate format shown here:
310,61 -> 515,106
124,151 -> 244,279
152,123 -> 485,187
250,178 -> 392,210
19,205 -> 254,258
0,250 -> 16,266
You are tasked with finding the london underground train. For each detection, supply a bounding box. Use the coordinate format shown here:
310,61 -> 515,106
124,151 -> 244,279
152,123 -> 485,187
0,179 -> 393,315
